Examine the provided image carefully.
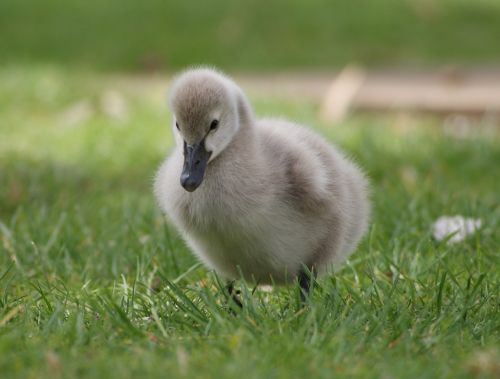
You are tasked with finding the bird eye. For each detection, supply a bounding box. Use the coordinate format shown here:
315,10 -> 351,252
210,119 -> 219,131
175,121 -> 180,130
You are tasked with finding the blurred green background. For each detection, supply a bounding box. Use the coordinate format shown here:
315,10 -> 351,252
1,0 -> 500,71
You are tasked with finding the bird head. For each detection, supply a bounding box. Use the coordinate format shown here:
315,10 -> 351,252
168,68 -> 242,192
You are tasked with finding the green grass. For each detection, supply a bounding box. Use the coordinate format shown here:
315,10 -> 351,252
0,66 -> 499,378
1,0 -> 500,71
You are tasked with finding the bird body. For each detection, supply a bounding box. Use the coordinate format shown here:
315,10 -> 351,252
154,68 -> 369,285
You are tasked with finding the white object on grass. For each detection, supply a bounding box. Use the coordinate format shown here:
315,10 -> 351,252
432,215 -> 482,244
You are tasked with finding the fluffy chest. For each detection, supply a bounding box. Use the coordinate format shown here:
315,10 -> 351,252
177,191 -> 315,282
177,188 -> 252,229
185,210 -> 297,282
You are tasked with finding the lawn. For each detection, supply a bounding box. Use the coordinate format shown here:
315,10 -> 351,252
0,66 -> 498,378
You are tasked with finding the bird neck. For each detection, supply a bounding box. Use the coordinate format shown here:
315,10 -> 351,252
235,88 -> 253,126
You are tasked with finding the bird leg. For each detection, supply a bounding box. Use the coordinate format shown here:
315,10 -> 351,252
225,281 -> 243,308
298,267 -> 315,303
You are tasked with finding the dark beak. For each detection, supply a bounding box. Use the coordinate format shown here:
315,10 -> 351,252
180,140 -> 211,192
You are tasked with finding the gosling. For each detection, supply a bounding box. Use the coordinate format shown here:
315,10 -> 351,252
154,68 -> 370,297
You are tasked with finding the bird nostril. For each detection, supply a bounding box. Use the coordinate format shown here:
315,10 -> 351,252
195,159 -> 201,165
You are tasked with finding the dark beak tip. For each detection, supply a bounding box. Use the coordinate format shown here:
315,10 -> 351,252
180,175 -> 200,192
183,185 -> 197,192
182,183 -> 198,192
